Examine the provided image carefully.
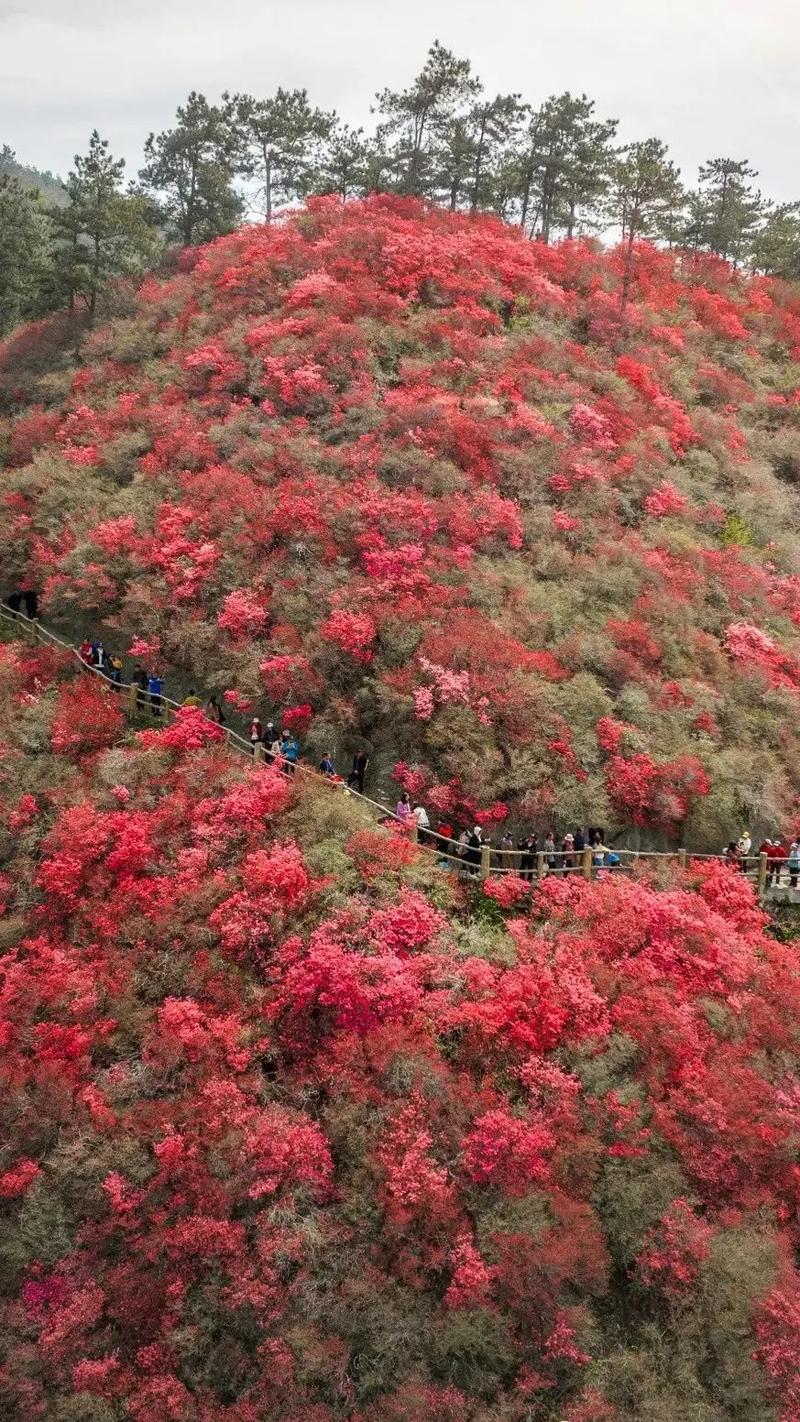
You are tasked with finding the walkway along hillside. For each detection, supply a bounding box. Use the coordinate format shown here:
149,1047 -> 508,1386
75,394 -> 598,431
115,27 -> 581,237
2,603 -> 795,906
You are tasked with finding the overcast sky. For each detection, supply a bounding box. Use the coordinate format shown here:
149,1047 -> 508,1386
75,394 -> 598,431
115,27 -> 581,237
2,0 -> 799,203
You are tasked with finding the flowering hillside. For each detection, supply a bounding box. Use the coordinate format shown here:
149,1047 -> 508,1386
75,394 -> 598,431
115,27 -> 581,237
0,643 -> 800,1421
3,198 -> 800,841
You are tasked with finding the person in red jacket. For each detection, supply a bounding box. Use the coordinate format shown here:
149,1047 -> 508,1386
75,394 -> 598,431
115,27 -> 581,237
767,839 -> 788,887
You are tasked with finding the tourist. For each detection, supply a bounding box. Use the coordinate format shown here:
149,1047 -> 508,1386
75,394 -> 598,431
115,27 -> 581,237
725,842 -> 740,869
574,827 -> 586,856
592,831 -> 609,869
182,689 -> 201,707
90,639 -> 106,671
23,590 -> 38,620
319,751 -> 336,777
562,831 -> 576,871
79,638 -> 93,666
207,695 -> 226,724
348,750 -> 369,794
498,829 -> 515,871
147,672 -> 164,716
281,730 -> 299,774
108,653 -> 124,688
466,825 -> 484,875
132,665 -> 148,710
768,839 -> 787,887
249,716 -> 263,753
413,803 -> 430,841
544,830 -> 558,871
396,791 -> 412,823
518,832 -> 538,881
789,840 -> 800,889
737,830 -> 752,870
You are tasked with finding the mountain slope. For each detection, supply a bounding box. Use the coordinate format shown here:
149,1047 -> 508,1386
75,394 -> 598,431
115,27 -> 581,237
1,636 -> 800,1420
3,196 -> 800,844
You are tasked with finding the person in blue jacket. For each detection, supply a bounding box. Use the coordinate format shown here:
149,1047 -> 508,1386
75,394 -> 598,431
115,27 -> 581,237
148,673 -> 164,716
280,730 -> 299,773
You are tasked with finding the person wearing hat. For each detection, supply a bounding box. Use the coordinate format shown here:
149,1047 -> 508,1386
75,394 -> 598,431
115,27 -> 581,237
562,831 -> 576,873
737,830 -> 752,871
466,825 -> 483,875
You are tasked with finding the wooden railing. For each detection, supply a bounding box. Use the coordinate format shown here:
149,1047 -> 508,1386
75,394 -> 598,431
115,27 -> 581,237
1,604 -> 792,902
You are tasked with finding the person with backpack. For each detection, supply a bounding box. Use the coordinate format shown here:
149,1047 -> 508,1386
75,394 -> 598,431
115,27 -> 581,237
108,653 -> 124,688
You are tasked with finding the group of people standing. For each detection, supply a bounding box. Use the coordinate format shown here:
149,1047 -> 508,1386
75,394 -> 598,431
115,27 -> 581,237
725,831 -> 800,888
247,717 -> 371,792
390,806 -> 618,878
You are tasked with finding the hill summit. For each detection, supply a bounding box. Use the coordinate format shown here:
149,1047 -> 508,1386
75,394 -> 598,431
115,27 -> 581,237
3,196 -> 800,844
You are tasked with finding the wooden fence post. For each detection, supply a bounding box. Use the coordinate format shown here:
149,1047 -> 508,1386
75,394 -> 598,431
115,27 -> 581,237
254,742 -> 265,763
757,852 -> 768,900
479,843 -> 491,879
127,683 -> 138,718
536,851 -> 545,881
582,845 -> 592,880
678,848 -> 687,869
410,821 -> 418,845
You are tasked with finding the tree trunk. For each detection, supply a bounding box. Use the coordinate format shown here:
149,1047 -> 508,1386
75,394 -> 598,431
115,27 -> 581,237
264,148 -> 272,223
620,227 -> 636,313
89,232 -> 100,318
185,164 -> 197,246
567,197 -> 576,240
470,116 -> 487,214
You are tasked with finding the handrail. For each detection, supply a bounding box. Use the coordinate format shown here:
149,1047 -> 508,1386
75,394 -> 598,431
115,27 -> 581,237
1,603 -> 795,900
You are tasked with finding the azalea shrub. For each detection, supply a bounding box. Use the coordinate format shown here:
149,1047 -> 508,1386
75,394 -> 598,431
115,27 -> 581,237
0,639 -> 799,1419
3,200 -> 800,842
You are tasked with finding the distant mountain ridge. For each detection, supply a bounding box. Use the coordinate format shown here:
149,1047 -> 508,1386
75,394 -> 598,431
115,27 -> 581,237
0,144 -> 66,205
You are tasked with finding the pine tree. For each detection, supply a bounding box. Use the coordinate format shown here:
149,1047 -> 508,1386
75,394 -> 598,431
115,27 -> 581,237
609,138 -> 683,309
0,170 -> 53,333
230,88 -> 335,221
374,41 -> 480,197
51,131 -> 159,318
139,92 -> 242,245
314,123 -> 370,201
751,202 -> 800,277
693,157 -> 764,266
515,93 -> 618,240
